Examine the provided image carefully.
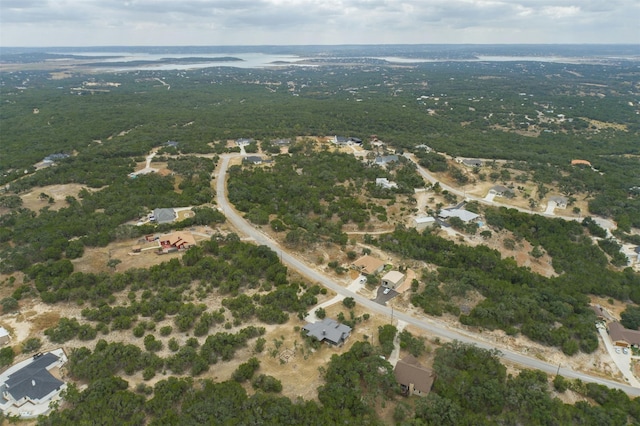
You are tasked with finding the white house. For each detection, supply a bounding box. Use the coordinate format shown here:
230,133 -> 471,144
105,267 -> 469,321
376,178 -> 398,189
413,216 -> 436,231
438,209 -> 479,223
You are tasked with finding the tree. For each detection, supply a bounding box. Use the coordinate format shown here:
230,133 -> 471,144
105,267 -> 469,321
315,307 -> 326,319
22,337 -> 42,353
0,347 -> 15,367
342,297 -> 356,309
1,297 -> 18,313
107,258 -> 122,271
378,324 -> 397,356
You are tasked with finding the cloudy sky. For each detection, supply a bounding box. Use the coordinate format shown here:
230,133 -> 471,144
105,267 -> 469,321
1,0 -> 639,47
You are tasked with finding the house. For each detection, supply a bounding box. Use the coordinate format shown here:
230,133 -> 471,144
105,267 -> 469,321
271,138 -> 291,146
0,327 -> 9,346
164,140 -> 179,148
489,185 -> 513,197
438,208 -> 479,223
152,208 -> 177,225
0,349 -> 67,418
571,159 -> 592,167
303,318 -> 352,346
460,158 -> 483,168
413,216 -> 436,231
332,136 -> 349,145
235,138 -> 253,146
352,255 -> 386,275
549,196 -> 568,209
244,156 -> 264,165
348,137 -> 362,145
381,271 -> 405,289
414,144 -> 432,152
608,321 -> 640,347
394,355 -> 436,397
375,155 -> 399,166
376,178 -> 398,190
159,231 -> 196,252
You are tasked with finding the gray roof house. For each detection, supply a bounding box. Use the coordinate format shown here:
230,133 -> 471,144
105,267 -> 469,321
152,208 -> 177,225
1,350 -> 67,417
333,136 -> 349,145
375,155 -> 399,166
489,185 -> 512,197
549,196 -> 568,209
303,318 -> 352,347
244,156 -> 264,165
461,159 -> 483,167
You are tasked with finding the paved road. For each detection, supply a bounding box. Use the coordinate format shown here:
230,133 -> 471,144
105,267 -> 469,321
403,153 -> 616,231
216,154 -> 640,396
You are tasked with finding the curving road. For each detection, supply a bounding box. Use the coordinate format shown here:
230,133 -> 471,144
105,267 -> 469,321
216,154 -> 640,396
403,153 -> 616,231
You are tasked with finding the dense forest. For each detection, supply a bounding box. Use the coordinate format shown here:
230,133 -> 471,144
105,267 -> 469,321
33,341 -> 640,425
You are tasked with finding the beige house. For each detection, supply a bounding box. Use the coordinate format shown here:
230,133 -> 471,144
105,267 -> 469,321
352,255 -> 385,275
381,271 -> 405,289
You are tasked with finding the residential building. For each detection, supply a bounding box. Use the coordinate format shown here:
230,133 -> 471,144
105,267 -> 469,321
332,136 -> 349,145
376,178 -> 398,190
571,159 -> 592,167
235,138 -> 253,146
438,208 -> 480,223
302,318 -> 352,346
0,349 -> 67,418
375,155 -> 399,166
152,208 -> 177,225
394,355 -> 436,397
413,216 -> 436,231
352,255 -> 385,275
460,158 -> 483,167
489,185 -> 513,197
381,271 -> 405,289
549,196 -> 568,209
244,156 -> 264,165
608,321 -> 640,347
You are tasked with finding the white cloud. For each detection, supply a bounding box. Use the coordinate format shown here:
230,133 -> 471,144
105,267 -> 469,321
0,0 -> 638,46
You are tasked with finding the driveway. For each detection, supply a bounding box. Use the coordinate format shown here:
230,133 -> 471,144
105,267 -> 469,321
372,286 -> 398,305
597,324 -> 640,387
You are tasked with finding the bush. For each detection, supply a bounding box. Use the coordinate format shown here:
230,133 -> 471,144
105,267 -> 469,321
252,374 -> 283,393
0,346 -> 15,367
22,337 -> 42,353
159,326 -> 173,336
342,297 -> 356,309
1,297 -> 18,313
232,357 -> 260,382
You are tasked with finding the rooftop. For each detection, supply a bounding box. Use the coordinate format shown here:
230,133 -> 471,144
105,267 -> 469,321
303,318 -> 351,345
439,208 -> 479,223
352,255 -> 385,275
4,353 -> 63,401
394,355 -> 435,395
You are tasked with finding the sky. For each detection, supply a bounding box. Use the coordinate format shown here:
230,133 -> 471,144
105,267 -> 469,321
1,0 -> 639,47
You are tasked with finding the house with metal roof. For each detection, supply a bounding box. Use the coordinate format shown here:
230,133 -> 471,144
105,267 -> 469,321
438,208 -> 480,223
0,349 -> 67,418
303,318 -> 352,347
